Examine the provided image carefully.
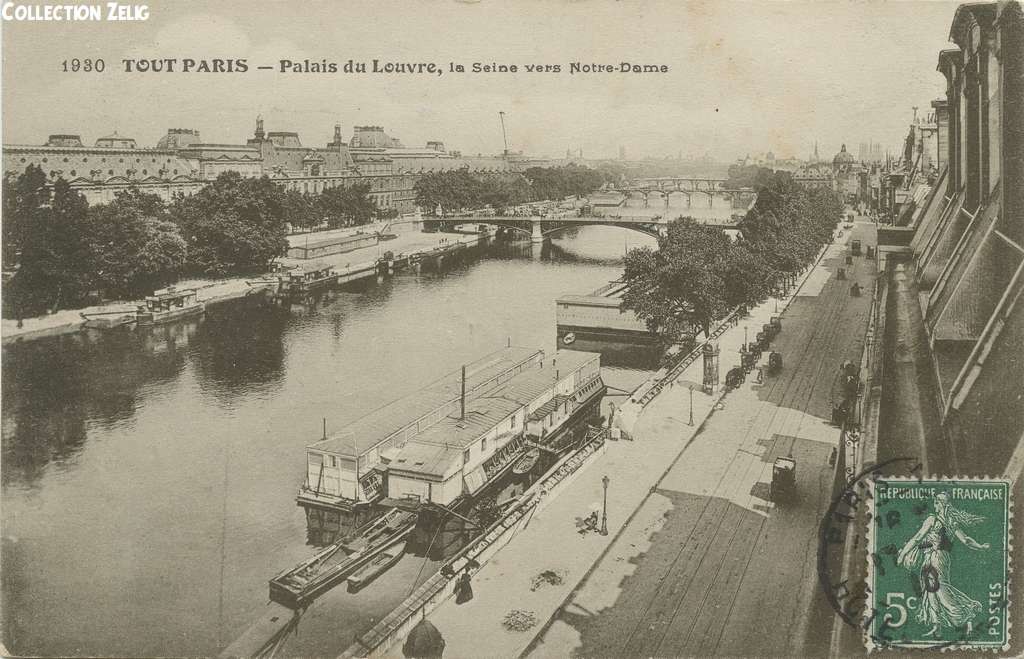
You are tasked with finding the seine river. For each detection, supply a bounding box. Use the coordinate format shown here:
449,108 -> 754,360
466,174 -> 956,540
0,221 -> 674,656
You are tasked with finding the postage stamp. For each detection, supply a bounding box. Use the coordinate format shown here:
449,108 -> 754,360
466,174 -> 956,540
866,477 -> 1011,651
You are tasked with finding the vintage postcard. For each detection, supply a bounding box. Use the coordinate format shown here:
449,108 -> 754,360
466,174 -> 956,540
2,1 -> 1022,658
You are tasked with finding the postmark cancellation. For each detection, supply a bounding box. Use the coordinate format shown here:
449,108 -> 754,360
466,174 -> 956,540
866,477 -> 1012,652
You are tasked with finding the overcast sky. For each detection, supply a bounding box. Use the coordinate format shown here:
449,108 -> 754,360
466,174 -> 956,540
1,0 -> 959,161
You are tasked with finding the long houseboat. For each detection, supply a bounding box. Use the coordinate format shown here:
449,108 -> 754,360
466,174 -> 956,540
298,346 -> 605,514
298,346 -> 544,514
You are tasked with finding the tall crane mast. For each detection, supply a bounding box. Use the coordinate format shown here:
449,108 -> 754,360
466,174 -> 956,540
499,111 -> 509,157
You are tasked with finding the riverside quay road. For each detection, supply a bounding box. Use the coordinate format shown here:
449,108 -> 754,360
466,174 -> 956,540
525,220 -> 878,658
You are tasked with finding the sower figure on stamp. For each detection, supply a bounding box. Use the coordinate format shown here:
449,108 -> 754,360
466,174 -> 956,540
896,492 -> 990,637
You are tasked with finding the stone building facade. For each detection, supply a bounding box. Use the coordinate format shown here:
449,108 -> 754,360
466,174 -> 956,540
3,118 -> 515,213
879,0 -> 1024,475
2,133 -> 204,204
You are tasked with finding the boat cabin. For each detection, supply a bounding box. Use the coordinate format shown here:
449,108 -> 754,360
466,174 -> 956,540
143,287 -> 198,313
299,347 -> 544,511
385,350 -> 602,507
288,261 -> 334,284
299,348 -> 604,511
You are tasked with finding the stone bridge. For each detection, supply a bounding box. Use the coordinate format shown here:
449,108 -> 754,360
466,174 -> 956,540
616,177 -> 757,210
442,214 -> 739,242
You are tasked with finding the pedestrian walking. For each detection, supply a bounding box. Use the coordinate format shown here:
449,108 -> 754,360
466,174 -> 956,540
454,569 -> 474,604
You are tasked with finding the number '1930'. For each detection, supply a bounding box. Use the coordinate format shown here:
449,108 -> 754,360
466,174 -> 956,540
62,59 -> 105,73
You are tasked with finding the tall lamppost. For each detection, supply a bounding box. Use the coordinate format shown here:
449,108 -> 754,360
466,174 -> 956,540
688,385 -> 694,426
600,475 -> 610,536
744,326 -> 748,351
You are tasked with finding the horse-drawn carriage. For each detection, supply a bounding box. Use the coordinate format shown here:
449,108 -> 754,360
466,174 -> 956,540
725,366 -> 746,390
741,349 -> 758,373
768,351 -> 783,374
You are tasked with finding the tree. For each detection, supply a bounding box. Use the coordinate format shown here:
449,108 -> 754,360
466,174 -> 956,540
413,170 -> 483,215
170,172 -> 289,276
2,164 -> 49,270
477,173 -> 531,213
722,242 -> 776,309
619,170 -> 841,345
4,178 -> 92,316
85,189 -> 187,298
282,189 -> 320,231
523,165 -> 604,201
621,218 -> 734,341
317,183 -> 377,227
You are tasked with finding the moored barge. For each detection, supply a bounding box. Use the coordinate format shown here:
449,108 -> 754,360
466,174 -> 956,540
298,346 -> 605,515
136,287 -> 205,326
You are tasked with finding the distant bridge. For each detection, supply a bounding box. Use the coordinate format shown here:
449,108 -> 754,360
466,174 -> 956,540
613,177 -> 756,210
439,214 -> 739,242
626,176 -> 728,191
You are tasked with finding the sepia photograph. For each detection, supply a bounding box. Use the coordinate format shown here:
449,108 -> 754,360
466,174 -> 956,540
1,1 -> 1022,657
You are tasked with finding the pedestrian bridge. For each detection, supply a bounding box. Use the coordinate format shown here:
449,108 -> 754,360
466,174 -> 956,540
442,214 -> 739,242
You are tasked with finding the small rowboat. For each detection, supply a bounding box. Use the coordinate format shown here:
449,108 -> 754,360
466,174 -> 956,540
512,448 -> 540,475
346,541 -> 406,592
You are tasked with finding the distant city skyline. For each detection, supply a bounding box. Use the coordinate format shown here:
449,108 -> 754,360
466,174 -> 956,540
2,1 -> 959,163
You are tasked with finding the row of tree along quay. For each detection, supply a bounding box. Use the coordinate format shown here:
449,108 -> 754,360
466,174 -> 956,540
620,167 -> 842,348
1,163 -> 617,320
1,167 -> 386,319
412,164 -> 618,216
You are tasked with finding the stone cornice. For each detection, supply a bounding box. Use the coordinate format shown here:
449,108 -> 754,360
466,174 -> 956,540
950,3 -> 997,50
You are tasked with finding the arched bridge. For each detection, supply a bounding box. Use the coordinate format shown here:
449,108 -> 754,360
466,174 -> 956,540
626,176 -> 729,192
442,214 -> 739,242
612,178 -> 756,210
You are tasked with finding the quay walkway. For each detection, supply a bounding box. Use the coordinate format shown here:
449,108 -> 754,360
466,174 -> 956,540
1,229 -> 485,345
353,223 -> 876,658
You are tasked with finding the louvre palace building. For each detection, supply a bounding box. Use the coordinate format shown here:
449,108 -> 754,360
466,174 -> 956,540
2,118 -> 517,213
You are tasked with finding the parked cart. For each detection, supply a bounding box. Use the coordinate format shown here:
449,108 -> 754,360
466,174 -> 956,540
770,457 -> 797,502
725,366 -> 745,390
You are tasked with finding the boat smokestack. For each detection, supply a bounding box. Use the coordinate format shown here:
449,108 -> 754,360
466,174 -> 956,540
461,365 -> 466,419
322,417 -> 327,440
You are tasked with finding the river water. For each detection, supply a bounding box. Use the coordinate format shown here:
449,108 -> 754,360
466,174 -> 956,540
1,222 -> 675,657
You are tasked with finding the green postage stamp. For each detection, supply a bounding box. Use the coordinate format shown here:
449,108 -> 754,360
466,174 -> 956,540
867,477 -> 1011,651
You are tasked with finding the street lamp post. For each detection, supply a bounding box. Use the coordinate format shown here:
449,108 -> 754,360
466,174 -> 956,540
744,326 -> 748,351
600,475 -> 609,536
688,385 -> 694,426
